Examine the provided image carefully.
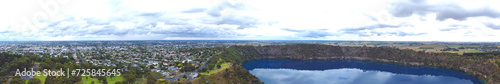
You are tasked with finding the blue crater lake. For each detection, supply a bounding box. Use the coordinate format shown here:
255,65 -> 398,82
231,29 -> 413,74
242,59 -> 483,84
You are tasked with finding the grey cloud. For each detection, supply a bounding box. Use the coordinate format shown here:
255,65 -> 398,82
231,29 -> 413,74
389,0 -> 500,21
0,30 -> 15,36
207,1 -> 246,17
147,23 -> 157,28
383,31 -> 427,36
361,12 -> 380,21
302,31 -> 334,38
88,28 -> 121,36
282,28 -> 302,32
83,18 -> 109,25
439,28 -> 460,31
339,23 -> 425,37
151,25 -> 241,37
283,28 -> 338,38
138,12 -> 162,17
182,8 -> 207,13
39,18 -> 145,37
449,24 -> 468,27
439,24 -> 469,31
198,1 -> 263,29
0,31 -> 8,33
341,24 -> 406,32
37,11 -> 246,39
0,26 -> 15,34
484,23 -> 500,30
356,31 -> 426,37
209,15 -> 259,29
26,1 -> 262,39
283,23 -> 421,38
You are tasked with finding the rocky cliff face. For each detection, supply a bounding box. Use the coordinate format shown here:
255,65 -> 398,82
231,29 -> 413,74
233,44 -> 500,84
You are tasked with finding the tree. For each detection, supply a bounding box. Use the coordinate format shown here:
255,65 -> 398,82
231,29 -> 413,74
98,76 -> 106,82
10,76 -> 26,84
149,65 -> 155,69
45,76 -> 56,84
122,81 -> 129,84
183,75 -> 187,79
124,73 -> 137,83
64,78 -> 72,84
54,77 -> 64,84
40,62 -> 52,70
180,63 -> 195,72
177,63 -> 183,67
28,78 -> 41,84
155,79 -> 170,84
146,72 -> 162,84
201,68 -> 208,72
102,78 -> 108,84
71,76 -> 82,83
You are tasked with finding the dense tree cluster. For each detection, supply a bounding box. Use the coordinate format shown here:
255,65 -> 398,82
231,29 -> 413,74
122,67 -> 144,84
0,52 -> 39,83
10,76 -> 26,84
27,78 -> 41,84
180,62 -> 196,72
441,47 -> 459,51
146,72 -> 163,84
0,52 -> 38,76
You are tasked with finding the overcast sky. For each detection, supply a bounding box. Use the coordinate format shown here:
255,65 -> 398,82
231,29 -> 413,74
1,0 -> 500,41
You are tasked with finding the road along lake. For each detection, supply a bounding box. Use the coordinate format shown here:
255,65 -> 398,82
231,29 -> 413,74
242,59 -> 483,84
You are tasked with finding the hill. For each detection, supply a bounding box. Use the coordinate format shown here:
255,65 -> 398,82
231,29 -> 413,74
191,64 -> 261,84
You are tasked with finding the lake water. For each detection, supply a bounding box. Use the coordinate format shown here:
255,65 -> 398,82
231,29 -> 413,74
242,59 -> 483,84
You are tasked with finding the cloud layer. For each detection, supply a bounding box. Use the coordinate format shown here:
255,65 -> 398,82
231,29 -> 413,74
1,0 -> 500,41
392,0 -> 500,20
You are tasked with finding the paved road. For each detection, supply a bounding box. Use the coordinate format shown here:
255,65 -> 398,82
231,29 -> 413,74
186,57 -> 210,82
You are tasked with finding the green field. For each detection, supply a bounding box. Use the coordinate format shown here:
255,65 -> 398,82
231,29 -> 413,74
200,63 -> 230,76
465,49 -> 485,53
79,76 -> 124,84
448,45 -> 480,48
25,76 -> 123,84
134,77 -> 147,84
25,75 -> 47,84
441,49 -> 486,55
